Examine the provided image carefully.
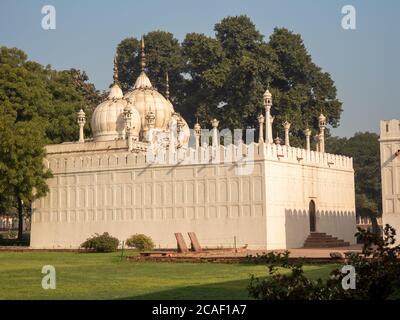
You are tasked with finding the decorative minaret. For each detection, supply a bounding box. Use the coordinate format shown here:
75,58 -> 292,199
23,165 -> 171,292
257,114 -> 265,143
176,115 -> 185,148
113,53 -> 119,85
140,36 -> 146,72
263,88 -> 273,143
274,134 -> 282,145
123,105 -> 133,150
314,134 -> 320,152
304,128 -> 311,151
194,120 -> 201,149
283,121 -> 291,146
165,72 -> 170,100
211,118 -> 219,147
77,109 -> 86,143
318,113 -> 326,153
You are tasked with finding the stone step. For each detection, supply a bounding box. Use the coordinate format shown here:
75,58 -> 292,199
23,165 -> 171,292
303,232 -> 349,248
309,232 -> 327,236
307,236 -> 338,241
304,242 -> 350,248
304,240 -> 348,245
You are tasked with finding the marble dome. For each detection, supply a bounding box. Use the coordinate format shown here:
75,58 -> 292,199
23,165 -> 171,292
91,84 -> 141,142
124,72 -> 174,134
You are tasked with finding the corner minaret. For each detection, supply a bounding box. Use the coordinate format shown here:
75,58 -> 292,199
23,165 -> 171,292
165,72 -> 170,100
263,88 -> 273,143
283,121 -> 291,146
257,114 -> 265,143
304,128 -> 311,151
194,120 -> 201,149
318,113 -> 326,153
211,118 -> 219,147
77,109 -> 86,143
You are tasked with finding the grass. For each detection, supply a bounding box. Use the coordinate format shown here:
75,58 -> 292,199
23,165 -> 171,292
0,251 -> 337,300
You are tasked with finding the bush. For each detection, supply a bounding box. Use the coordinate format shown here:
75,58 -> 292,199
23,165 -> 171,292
0,232 -> 30,246
126,234 -> 155,251
80,232 -> 119,253
248,225 -> 400,300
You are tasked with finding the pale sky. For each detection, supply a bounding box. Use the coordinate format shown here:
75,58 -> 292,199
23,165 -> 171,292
0,0 -> 399,137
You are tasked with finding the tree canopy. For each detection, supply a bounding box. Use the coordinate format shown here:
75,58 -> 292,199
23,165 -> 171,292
0,46 -> 101,238
327,132 -> 382,228
116,15 -> 342,145
0,47 -> 101,144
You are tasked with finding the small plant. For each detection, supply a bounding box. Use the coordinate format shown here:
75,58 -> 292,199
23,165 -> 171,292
126,234 -> 155,251
248,224 -> 400,300
80,232 -> 119,253
5,230 -> 17,239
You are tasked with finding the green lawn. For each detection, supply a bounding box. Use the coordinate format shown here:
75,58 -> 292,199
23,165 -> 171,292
0,251 -> 337,300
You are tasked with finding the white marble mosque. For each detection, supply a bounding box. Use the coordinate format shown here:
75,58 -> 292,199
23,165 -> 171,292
30,39 -> 357,249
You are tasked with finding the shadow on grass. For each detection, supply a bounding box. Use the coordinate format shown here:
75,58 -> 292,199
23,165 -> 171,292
120,278 -> 257,300
118,263 -> 336,300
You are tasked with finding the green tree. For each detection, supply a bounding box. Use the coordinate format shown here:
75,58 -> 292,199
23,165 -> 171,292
116,31 -> 184,96
327,132 -> 381,230
115,16 -> 342,140
0,47 -> 101,144
267,27 -> 342,146
0,47 -> 99,237
0,111 -> 52,239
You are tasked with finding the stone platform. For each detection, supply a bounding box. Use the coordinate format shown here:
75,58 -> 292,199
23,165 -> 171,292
127,245 -> 362,263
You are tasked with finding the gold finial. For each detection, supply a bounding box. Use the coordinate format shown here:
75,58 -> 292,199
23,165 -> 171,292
113,53 -> 118,85
165,72 -> 170,100
140,36 -> 145,72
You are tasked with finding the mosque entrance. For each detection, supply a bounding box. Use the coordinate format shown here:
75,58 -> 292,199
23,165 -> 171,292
309,200 -> 316,232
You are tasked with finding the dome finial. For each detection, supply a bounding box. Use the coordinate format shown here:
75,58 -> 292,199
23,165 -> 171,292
165,72 -> 170,100
113,53 -> 119,85
140,36 -> 146,72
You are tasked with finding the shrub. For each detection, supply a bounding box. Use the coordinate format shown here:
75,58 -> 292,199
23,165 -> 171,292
3,230 -> 17,239
0,232 -> 30,246
126,234 -> 155,251
248,225 -> 400,300
80,232 -> 119,253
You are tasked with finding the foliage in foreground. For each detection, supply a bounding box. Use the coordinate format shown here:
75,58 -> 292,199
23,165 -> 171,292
248,225 -> 400,300
80,232 -> 120,253
126,234 -> 155,251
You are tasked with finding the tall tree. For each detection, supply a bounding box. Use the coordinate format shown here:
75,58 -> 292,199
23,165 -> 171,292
0,47 -> 99,237
116,31 -> 184,96
0,111 -> 52,239
115,16 -> 342,140
327,132 -> 381,231
268,28 -> 342,145
0,47 -> 101,144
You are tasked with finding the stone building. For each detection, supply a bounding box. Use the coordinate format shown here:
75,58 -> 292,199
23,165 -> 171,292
30,40 -> 356,249
380,119 -> 400,243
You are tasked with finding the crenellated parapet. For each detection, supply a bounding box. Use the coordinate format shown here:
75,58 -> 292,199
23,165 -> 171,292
45,141 -> 353,175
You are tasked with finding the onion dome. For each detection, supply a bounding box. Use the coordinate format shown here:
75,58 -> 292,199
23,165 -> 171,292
263,89 -> 272,99
91,54 -> 141,142
318,113 -> 327,128
263,88 -> 272,107
124,73 -> 173,132
91,84 -> 127,142
124,37 -> 173,133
